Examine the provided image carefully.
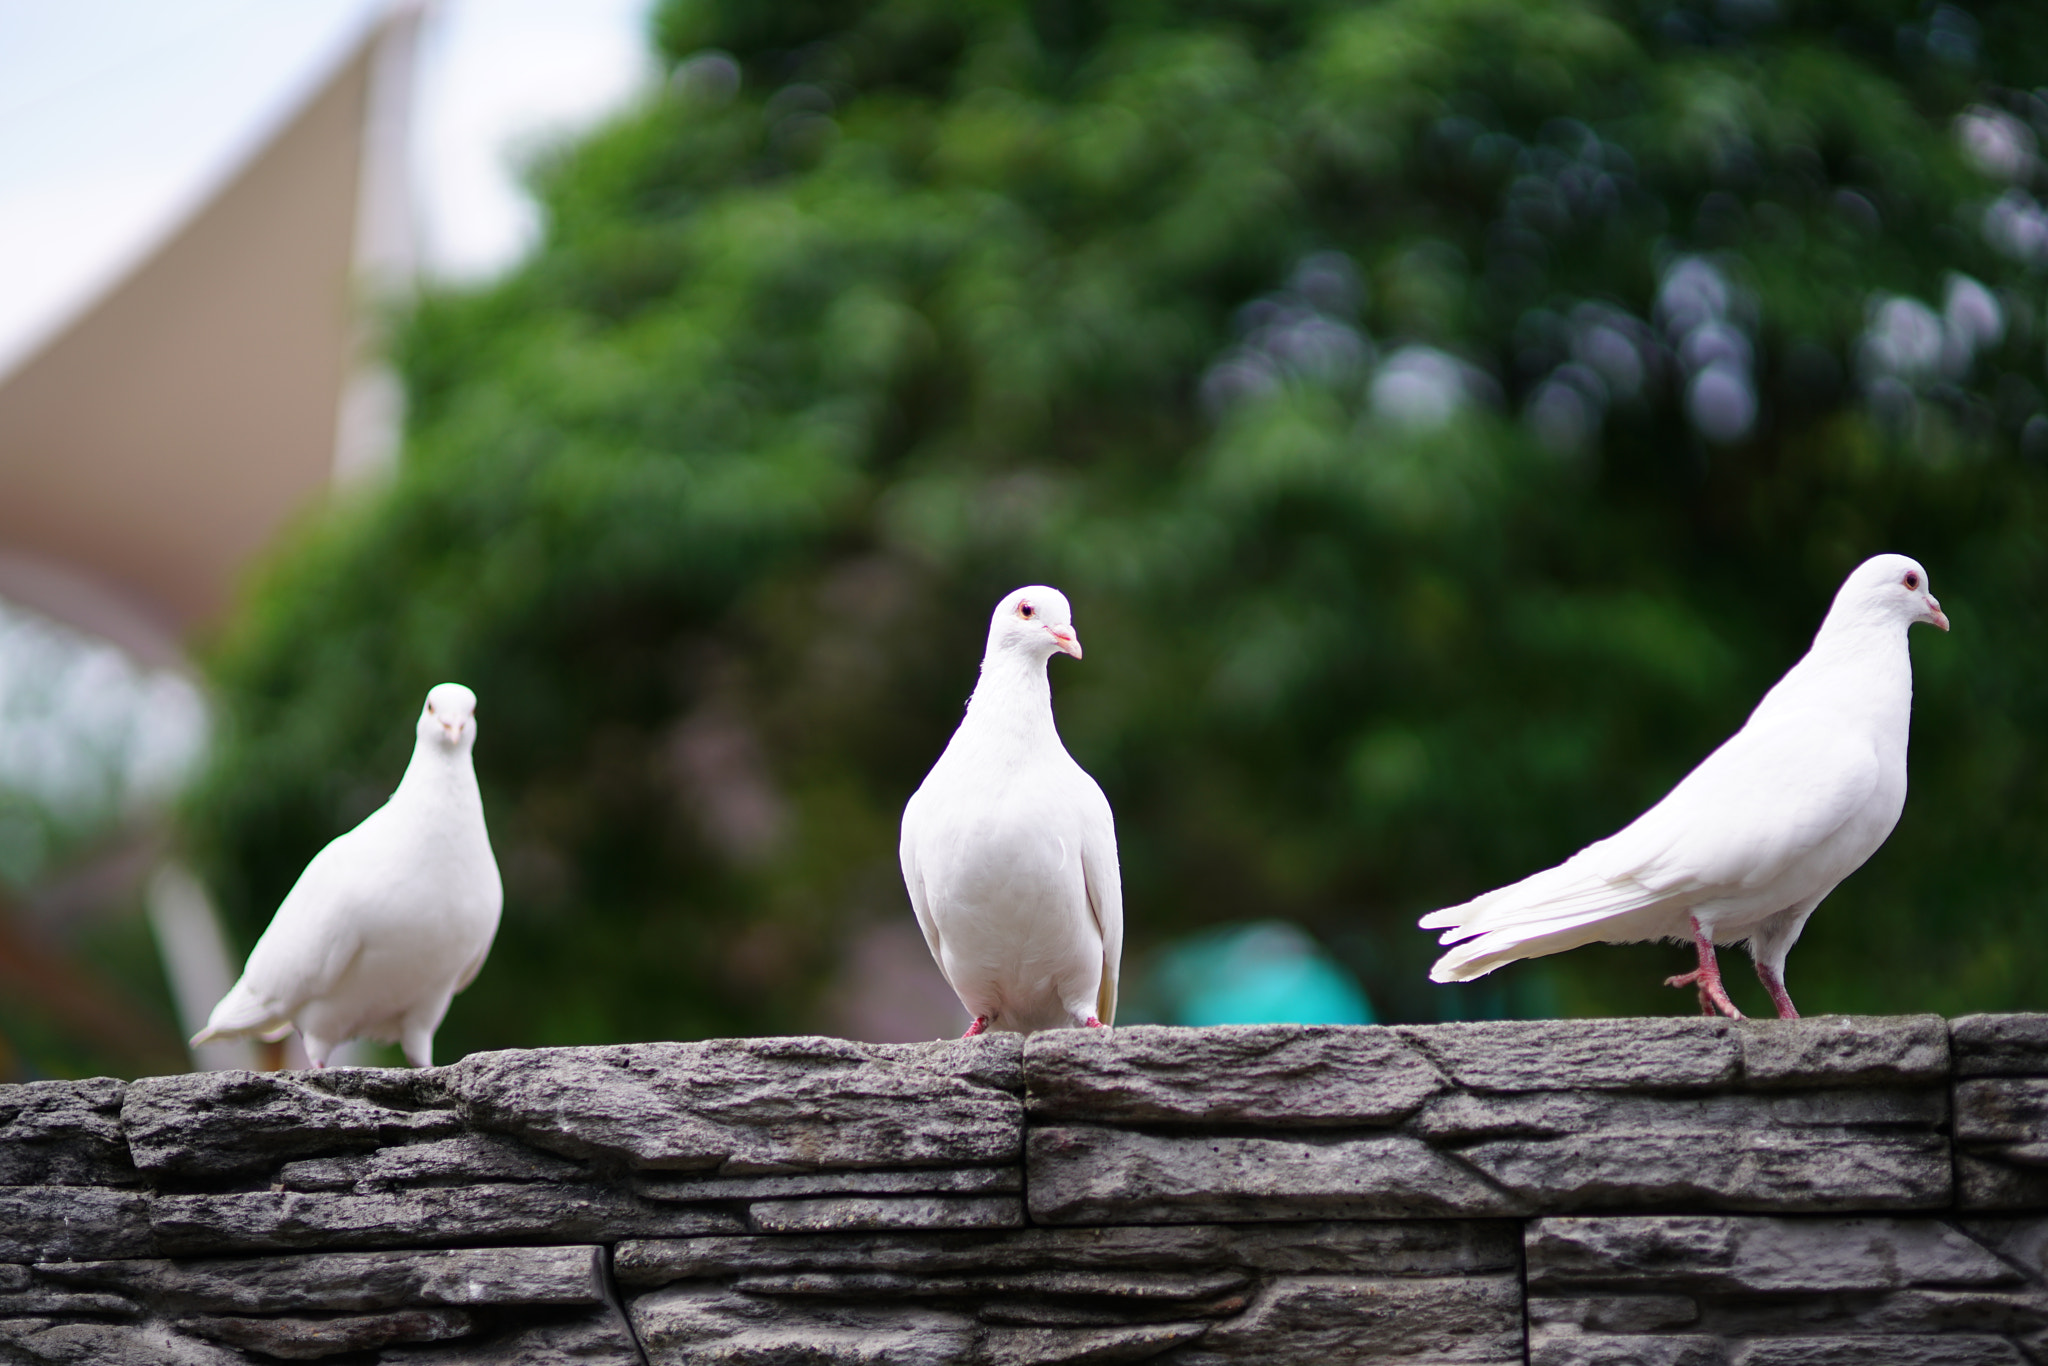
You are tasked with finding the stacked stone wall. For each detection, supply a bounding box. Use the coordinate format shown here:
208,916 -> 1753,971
1,1014 -> 2045,1362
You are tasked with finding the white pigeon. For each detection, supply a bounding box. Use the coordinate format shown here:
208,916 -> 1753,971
1420,554 -> 1949,1019
901,586 -> 1123,1036
194,682 -> 503,1067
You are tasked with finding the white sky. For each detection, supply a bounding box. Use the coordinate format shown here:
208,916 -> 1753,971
0,0 -> 655,376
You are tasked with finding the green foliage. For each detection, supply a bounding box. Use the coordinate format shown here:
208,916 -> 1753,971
189,0 -> 2048,1051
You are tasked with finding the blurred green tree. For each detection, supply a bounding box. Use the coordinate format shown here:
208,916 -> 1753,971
187,0 -> 2048,1054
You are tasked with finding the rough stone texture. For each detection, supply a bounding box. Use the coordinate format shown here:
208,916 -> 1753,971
0,1187 -> 154,1262
1957,1077 -> 2048,1211
3,1016 -> 2046,1361
122,1068 -> 460,1179
1954,1014 -> 2048,1077
1027,1024 -> 1443,1126
1526,1214 -> 2046,1364
1027,1017 -> 1951,1224
0,1079 -> 136,1186
620,1221 -> 1522,1364
449,1034 -> 1025,1173
34,1246 -> 608,1314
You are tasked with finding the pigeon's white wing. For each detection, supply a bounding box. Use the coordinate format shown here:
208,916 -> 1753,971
899,788 -> 948,983
1424,710 -> 1882,980
1616,708 -> 1884,893
195,833 -> 370,1041
1076,773 -> 1123,1026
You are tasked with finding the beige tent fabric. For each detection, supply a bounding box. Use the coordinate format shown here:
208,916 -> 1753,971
0,9 -> 418,639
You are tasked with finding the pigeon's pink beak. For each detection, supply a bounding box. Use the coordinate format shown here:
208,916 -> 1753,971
1049,628 -> 1083,659
1923,595 -> 1949,632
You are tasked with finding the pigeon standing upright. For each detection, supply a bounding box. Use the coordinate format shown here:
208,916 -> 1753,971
901,586 -> 1123,1036
194,683 -> 503,1066
1420,554 -> 1949,1019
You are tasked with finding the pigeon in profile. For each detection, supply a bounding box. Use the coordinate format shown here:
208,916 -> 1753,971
1420,554 -> 1949,1019
901,586 -> 1123,1036
194,683 -> 503,1066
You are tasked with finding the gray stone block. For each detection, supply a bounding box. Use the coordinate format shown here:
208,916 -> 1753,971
0,1187 -> 154,1263
149,1183 -> 742,1256
621,1224 -> 1521,1365
1527,1215 -> 2048,1365
1728,1339 -> 2023,1365
1528,1294 -> 1702,1331
0,1079 -> 135,1187
1164,1274 -> 1522,1364
1953,1015 -> 2048,1078
1955,1077 -> 2048,1210
723,1267 -> 1253,1323
0,1317 -> 247,1365
1527,1216 -> 2019,1293
613,1220 -> 1518,1287
179,1307 -> 478,1359
1956,1078 -> 2048,1145
1961,1217 -> 2048,1280
1396,1018 -> 1740,1092
1413,1087 -> 1945,1143
629,1284 -> 972,1366
634,1164 -> 1020,1203
1734,1016 -> 1949,1088
1461,1129 -> 1949,1213
1530,1334 -> 1728,1366
377,1308 -> 679,1365
746,1194 -> 1024,1234
448,1036 -> 1024,1174
123,1069 -> 459,1179
0,1288 -> 142,1318
1027,1125 -> 1521,1224
1024,1024 -> 1442,1126
981,1323 -> 1212,1363
277,1134 -> 589,1192
36,1246 -> 607,1314
1955,1155 -> 2048,1212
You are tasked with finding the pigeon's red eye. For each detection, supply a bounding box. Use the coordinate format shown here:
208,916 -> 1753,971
1019,603 -> 1035,619
1903,572 -> 1919,590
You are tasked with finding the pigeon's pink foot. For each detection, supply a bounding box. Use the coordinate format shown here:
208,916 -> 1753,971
962,1016 -> 990,1039
1665,917 -> 1745,1019
1083,1017 -> 1104,1028
1662,969 -> 1721,1017
1754,964 -> 1800,1020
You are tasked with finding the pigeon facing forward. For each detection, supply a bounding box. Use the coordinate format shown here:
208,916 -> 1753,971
1420,554 -> 1949,1019
901,586 -> 1123,1036
194,683 -> 503,1066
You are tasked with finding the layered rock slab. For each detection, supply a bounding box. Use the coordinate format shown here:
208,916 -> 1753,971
0,1246 -> 637,1365
1026,1018 -> 1950,1223
1953,1013 -> 2048,1211
1525,1213 -> 2048,1364
616,1220 -> 1522,1365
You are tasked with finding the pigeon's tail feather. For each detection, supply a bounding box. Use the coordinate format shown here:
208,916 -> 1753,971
190,979 -> 293,1046
1423,861 -> 1690,983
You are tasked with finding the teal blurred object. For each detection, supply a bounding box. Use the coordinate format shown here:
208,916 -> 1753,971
1149,922 -> 1375,1027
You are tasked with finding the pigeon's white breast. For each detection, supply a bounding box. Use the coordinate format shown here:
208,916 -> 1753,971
912,759 -> 1102,1025
305,811 -> 501,1040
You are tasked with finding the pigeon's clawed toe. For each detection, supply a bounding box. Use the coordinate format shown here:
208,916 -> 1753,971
1420,554 -> 1947,1019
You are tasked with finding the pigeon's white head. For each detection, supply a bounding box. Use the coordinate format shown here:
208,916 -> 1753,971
420,683 -> 480,750
1835,554 -> 1949,633
987,585 -> 1083,662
